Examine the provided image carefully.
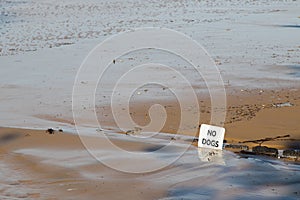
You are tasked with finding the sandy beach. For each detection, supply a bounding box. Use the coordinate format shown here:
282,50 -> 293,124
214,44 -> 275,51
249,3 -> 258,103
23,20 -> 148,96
0,127 -> 168,199
1,87 -> 300,199
1,0 -> 300,199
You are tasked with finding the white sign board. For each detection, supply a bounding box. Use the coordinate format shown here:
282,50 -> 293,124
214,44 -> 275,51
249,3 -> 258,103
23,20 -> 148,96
198,124 -> 225,150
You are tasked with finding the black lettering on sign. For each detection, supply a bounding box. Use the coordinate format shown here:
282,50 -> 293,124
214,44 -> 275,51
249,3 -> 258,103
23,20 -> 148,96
202,138 -> 219,148
207,130 -> 216,137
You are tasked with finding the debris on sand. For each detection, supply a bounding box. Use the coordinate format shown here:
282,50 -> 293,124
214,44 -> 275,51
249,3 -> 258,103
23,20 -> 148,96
232,135 -> 300,162
273,102 -> 293,108
224,144 -> 249,151
283,149 -> 300,157
46,128 -> 55,134
125,127 -> 142,135
96,128 -> 104,132
252,146 -> 278,157
240,148 -> 300,162
279,149 -> 300,161
46,128 -> 64,134
241,134 -> 290,146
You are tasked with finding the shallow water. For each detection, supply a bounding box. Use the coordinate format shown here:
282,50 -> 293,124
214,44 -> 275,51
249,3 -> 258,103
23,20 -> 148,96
1,0 -> 300,130
12,134 -> 300,199
287,65 -> 300,78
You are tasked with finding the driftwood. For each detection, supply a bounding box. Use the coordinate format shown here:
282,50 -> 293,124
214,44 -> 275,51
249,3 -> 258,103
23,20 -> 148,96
240,134 -> 290,146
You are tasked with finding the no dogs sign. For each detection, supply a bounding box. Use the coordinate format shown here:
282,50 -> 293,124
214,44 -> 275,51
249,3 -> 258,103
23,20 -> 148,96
198,124 -> 225,150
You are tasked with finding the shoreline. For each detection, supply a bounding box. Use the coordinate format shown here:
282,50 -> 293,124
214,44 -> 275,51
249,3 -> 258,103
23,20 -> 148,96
1,85 -> 300,199
2,86 -> 300,148
97,86 -> 300,143
1,86 -> 300,158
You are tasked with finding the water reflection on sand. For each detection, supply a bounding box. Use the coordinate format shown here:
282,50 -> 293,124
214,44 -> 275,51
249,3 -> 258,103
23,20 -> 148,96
13,133 -> 300,199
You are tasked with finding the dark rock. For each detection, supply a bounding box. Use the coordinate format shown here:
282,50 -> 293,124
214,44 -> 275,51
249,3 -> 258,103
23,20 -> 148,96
283,149 -> 300,157
46,128 -> 55,134
225,144 -> 249,150
252,146 -> 278,157
239,150 -> 256,155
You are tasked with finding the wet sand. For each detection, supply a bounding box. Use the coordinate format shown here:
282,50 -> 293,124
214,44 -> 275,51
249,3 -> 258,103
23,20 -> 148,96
92,86 -> 300,149
0,128 -> 167,199
225,88 -> 300,149
1,87 -> 300,199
